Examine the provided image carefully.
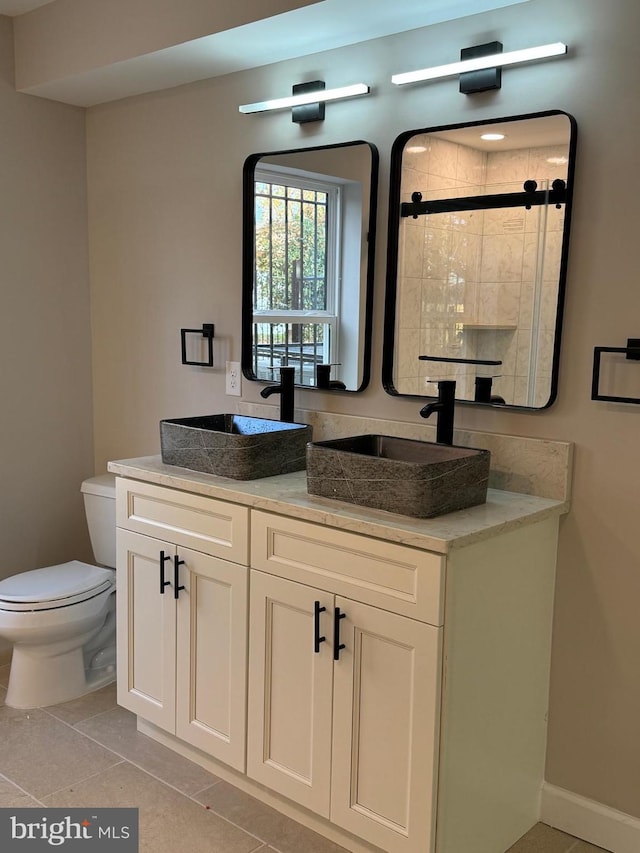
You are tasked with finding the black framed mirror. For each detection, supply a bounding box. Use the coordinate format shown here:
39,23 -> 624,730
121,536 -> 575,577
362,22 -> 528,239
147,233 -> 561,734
383,110 -> 577,409
242,141 -> 378,392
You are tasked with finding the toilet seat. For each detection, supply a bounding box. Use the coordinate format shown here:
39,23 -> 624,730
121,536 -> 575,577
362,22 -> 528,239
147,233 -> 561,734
0,561 -> 114,613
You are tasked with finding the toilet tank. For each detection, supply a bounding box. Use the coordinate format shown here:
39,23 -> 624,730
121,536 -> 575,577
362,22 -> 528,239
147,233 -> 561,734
81,474 -> 116,568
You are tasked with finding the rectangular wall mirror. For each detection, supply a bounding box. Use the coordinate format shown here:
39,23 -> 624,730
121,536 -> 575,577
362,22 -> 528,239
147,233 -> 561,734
242,141 -> 378,392
383,111 -> 577,409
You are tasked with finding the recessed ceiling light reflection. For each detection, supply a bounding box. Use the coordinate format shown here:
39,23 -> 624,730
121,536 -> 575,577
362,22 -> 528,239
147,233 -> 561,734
481,133 -> 506,141
406,145 -> 427,154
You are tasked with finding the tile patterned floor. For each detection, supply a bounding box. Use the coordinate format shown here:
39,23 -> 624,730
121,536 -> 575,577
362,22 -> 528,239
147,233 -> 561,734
0,662 -> 610,853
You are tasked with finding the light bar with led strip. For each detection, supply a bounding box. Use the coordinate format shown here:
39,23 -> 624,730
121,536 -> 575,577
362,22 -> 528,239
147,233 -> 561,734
239,83 -> 370,114
391,42 -> 568,86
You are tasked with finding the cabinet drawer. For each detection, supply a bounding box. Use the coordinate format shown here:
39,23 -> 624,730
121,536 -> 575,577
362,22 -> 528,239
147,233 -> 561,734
251,510 -> 444,625
116,478 -> 248,565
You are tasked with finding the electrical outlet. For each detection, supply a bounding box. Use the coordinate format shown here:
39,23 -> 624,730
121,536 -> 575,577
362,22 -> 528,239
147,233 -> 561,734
226,361 -> 241,396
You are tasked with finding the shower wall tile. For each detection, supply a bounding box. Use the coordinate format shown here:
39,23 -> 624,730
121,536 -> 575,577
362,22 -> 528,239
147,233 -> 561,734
400,165 -> 427,200
485,149 -> 530,184
516,330 -> 533,378
522,233 -> 539,286
476,281 -> 521,326
395,327 -> 421,380
541,283 -> 560,330
426,176 -> 459,196
529,145 -> 569,181
451,230 -> 482,281
419,325 -> 446,352
519,278 -> 535,328
423,228 -> 452,279
397,276 -> 421,329
544,229 -> 564,279
483,206 -> 527,236
537,330 -> 556,375
429,137 -> 459,181
399,222 -> 424,278
480,233 -> 525,282
455,146 -> 486,185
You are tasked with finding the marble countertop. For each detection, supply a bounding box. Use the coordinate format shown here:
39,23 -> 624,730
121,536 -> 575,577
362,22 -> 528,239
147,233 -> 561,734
108,455 -> 568,555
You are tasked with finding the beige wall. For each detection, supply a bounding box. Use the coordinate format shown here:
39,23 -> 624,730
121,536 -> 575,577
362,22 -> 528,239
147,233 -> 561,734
85,0 -> 640,820
0,15 -> 94,595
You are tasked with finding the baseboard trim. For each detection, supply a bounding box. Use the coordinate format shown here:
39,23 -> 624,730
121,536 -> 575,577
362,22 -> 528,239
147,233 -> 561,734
541,783 -> 640,853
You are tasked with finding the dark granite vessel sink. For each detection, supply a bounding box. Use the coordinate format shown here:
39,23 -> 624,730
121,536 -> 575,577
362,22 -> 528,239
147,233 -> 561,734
306,434 -> 490,518
160,414 -> 312,480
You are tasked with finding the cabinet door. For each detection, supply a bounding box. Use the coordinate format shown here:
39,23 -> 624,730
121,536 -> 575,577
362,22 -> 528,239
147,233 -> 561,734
247,571 -> 334,816
331,598 -> 442,853
175,547 -> 248,771
116,529 -> 176,732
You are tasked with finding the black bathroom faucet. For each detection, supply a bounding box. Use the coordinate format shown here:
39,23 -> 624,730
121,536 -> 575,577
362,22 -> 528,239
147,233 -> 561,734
419,380 -> 456,445
474,376 -> 506,406
260,366 -> 296,422
316,364 -> 347,391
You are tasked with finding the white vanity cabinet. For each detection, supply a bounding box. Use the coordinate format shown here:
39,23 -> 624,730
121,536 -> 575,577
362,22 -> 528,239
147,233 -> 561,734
247,511 -> 443,853
248,571 -> 441,853
111,462 -> 564,853
115,478 -> 249,771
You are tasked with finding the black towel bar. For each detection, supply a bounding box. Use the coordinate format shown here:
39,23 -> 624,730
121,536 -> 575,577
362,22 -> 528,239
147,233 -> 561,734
591,338 -> 640,404
181,323 -> 215,367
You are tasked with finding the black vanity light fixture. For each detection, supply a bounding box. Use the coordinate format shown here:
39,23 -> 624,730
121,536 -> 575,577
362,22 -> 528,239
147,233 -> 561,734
239,80 -> 370,123
391,41 -> 568,94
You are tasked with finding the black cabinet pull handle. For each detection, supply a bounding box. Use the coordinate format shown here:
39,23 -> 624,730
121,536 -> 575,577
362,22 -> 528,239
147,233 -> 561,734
314,601 -> 326,653
159,551 -> 171,594
334,607 -> 346,660
174,555 -> 186,599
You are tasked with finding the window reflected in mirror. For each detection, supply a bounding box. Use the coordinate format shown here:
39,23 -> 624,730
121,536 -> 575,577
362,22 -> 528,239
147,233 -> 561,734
383,111 -> 577,409
253,168 -> 336,384
243,142 -> 378,392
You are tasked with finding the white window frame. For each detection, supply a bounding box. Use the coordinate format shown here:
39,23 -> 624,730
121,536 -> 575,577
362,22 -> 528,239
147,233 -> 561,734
253,164 -> 343,383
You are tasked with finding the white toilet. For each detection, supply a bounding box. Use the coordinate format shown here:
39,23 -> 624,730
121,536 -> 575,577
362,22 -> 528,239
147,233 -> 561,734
0,474 -> 117,709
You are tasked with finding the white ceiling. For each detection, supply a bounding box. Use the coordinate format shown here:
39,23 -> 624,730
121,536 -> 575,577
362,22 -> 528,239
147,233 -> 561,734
5,0 -> 531,106
431,114 -> 571,150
